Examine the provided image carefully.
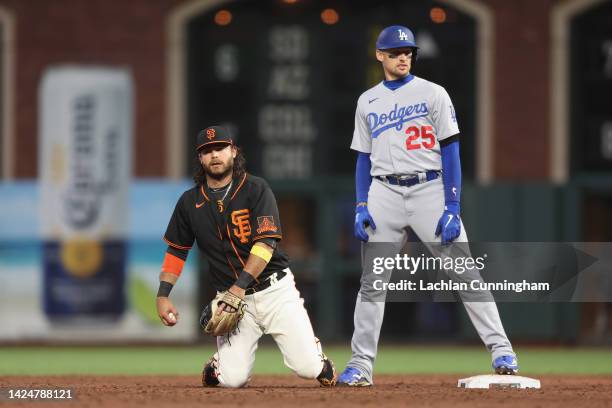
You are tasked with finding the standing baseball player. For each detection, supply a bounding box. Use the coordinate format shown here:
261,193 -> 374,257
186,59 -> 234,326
155,125 -> 337,388
338,25 -> 518,386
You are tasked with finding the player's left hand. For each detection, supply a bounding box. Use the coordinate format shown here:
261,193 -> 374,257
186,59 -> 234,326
435,203 -> 461,245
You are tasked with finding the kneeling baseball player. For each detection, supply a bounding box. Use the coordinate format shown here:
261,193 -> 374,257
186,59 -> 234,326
156,125 -> 337,388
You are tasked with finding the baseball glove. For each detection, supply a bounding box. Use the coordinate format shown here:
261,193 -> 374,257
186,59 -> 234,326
200,291 -> 246,337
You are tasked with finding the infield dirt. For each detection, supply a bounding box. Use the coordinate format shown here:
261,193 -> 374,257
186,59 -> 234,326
1,374 -> 611,407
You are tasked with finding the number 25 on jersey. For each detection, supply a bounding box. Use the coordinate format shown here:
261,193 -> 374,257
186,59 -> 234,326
405,125 -> 435,150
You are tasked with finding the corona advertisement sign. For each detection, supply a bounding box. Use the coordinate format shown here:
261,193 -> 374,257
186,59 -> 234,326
39,67 -> 133,322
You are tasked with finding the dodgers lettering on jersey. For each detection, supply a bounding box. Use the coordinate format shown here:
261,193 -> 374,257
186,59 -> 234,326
350,76 -> 459,176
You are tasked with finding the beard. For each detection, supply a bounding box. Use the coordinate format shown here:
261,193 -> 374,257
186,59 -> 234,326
203,158 -> 234,180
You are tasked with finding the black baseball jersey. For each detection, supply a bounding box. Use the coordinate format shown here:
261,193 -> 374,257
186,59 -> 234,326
163,173 -> 290,292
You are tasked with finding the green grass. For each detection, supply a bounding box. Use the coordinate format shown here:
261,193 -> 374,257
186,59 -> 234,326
1,346 -> 611,376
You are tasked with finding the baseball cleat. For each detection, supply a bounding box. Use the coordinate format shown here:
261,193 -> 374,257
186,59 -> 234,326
316,354 -> 337,387
337,366 -> 372,387
202,355 -> 220,387
492,355 -> 519,375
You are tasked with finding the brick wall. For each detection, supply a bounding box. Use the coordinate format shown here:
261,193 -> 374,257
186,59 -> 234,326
0,0 -> 574,180
482,0 -> 558,180
2,0 -> 183,177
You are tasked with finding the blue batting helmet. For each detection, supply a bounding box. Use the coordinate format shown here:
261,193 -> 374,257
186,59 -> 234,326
376,25 -> 418,50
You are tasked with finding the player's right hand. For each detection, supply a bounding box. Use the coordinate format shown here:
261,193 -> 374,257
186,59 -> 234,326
355,206 -> 376,242
156,297 -> 179,326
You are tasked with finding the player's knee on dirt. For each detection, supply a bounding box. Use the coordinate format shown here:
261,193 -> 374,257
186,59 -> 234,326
292,357 -> 325,379
218,367 -> 250,388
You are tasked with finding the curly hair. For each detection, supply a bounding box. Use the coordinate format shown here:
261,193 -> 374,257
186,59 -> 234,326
193,146 -> 246,186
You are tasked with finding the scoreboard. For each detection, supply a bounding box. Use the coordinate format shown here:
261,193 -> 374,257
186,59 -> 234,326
570,0 -> 612,173
186,0 -> 476,180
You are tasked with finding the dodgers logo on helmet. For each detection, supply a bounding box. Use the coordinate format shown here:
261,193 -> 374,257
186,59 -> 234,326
376,25 -> 418,50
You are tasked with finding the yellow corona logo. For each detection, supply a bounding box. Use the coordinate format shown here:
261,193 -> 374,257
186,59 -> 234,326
60,239 -> 103,278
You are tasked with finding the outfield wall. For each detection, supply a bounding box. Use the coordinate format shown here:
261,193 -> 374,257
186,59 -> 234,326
0,181 -> 199,342
2,179 -> 602,344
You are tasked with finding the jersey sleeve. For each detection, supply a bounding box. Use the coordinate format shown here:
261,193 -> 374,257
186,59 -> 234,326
433,87 -> 460,141
350,97 -> 372,153
163,192 -> 195,251
251,181 -> 283,242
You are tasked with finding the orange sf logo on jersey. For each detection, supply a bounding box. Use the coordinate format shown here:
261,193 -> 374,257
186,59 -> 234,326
207,128 -> 216,140
231,209 -> 251,244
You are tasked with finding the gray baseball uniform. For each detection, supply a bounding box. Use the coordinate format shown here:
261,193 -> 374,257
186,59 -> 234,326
348,76 -> 515,383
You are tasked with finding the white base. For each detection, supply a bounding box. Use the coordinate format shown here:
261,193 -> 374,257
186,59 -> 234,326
458,375 -> 541,389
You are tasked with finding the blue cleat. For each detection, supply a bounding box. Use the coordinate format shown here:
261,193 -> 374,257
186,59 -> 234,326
493,355 -> 519,375
337,366 -> 372,387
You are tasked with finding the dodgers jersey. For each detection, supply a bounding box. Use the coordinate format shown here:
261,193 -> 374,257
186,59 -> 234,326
350,76 -> 459,176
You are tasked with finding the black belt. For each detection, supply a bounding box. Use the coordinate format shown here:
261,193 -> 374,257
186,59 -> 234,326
245,270 -> 287,295
376,170 -> 441,187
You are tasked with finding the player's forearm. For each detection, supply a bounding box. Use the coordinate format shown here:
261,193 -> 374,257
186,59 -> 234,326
355,152 -> 372,205
157,247 -> 188,297
232,242 -> 274,291
159,272 -> 179,285
157,272 -> 178,298
440,136 -> 461,207
244,242 -> 274,279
